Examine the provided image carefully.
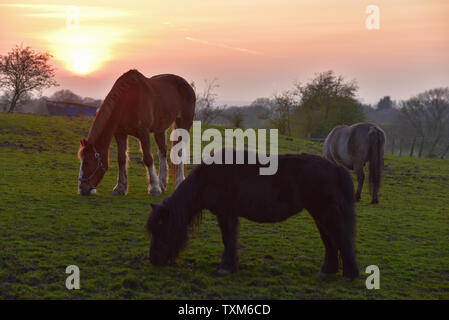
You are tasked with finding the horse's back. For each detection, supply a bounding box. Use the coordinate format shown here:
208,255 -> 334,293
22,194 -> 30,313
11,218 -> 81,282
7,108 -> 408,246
347,123 -> 385,158
282,153 -> 352,205
139,73 -> 195,131
147,74 -> 195,102
149,74 -> 195,106
196,152 -> 350,223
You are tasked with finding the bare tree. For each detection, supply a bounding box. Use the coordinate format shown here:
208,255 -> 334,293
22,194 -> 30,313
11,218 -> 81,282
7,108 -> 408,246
192,79 -> 226,124
400,87 -> 449,156
0,45 -> 58,113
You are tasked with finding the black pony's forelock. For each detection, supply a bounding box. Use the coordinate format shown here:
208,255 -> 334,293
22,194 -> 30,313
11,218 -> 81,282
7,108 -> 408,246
149,169 -> 203,262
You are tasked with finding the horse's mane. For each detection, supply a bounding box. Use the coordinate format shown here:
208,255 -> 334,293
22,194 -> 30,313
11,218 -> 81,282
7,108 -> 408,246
87,69 -> 146,144
167,165 -> 203,227
159,166 -> 204,260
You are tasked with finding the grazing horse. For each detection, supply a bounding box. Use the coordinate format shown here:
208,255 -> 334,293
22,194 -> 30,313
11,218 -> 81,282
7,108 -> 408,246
323,122 -> 386,204
146,150 -> 360,280
78,69 -> 195,196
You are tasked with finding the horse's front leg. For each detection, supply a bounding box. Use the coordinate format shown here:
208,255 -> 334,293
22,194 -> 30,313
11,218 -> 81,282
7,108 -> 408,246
317,206 -> 359,281
139,132 -> 162,197
154,132 -> 168,191
172,143 -> 185,188
217,215 -> 239,275
112,134 -> 128,195
314,220 -> 339,277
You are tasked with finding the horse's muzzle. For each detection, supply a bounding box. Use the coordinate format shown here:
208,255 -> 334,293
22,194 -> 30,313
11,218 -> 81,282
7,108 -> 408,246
79,187 -> 97,196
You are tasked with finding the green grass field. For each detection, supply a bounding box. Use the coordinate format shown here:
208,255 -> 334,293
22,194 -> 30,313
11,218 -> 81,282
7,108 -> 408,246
0,113 -> 448,299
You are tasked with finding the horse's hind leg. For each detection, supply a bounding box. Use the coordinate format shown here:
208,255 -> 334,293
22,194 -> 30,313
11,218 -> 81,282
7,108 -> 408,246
371,185 -> 379,204
217,214 -> 239,275
354,164 -> 365,202
370,164 -> 380,204
112,134 -> 128,196
314,221 -> 339,276
154,131 -> 168,191
139,132 -> 162,197
316,206 -> 359,280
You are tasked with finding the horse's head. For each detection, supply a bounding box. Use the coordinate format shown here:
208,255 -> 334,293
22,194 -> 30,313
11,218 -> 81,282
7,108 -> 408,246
78,139 -> 108,195
146,203 -> 188,266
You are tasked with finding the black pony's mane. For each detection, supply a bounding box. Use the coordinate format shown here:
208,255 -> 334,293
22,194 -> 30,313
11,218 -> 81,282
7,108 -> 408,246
164,165 -> 203,230
147,166 -> 203,262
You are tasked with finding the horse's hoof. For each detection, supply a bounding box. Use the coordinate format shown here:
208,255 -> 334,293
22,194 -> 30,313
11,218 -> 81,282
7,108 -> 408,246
216,268 -> 231,276
159,180 -> 167,192
149,187 -> 162,197
318,271 -> 338,279
342,276 -> 357,282
342,271 -> 361,281
112,188 -> 126,196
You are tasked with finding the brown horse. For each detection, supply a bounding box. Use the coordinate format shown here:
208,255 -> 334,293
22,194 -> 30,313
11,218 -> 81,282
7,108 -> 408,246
78,69 -> 195,196
323,122 -> 386,204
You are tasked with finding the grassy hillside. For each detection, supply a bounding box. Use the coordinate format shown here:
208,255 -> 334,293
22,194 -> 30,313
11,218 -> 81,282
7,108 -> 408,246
0,113 -> 448,299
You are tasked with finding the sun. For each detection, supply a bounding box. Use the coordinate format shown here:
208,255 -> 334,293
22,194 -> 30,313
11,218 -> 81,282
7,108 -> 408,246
46,26 -> 123,76
72,53 -> 91,75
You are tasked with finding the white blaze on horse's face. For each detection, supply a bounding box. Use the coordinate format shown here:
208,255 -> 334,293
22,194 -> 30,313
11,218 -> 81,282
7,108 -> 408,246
78,162 -> 83,192
78,159 -> 97,195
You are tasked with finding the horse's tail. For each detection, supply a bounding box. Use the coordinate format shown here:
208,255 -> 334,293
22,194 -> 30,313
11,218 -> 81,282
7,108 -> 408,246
337,165 -> 359,279
368,126 -> 385,201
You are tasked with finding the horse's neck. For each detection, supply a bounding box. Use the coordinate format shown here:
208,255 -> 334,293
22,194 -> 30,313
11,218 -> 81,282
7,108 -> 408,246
87,105 -> 121,152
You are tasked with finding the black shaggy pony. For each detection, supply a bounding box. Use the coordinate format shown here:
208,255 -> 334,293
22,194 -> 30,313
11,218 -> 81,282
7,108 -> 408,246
146,150 -> 360,280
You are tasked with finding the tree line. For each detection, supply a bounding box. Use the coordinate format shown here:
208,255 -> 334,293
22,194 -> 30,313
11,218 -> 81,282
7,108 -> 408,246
193,72 -> 449,158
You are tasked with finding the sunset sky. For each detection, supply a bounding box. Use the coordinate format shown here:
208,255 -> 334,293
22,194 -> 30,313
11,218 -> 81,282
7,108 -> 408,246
0,0 -> 448,105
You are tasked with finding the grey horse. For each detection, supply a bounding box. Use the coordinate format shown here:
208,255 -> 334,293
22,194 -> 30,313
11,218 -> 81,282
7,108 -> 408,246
323,123 -> 386,204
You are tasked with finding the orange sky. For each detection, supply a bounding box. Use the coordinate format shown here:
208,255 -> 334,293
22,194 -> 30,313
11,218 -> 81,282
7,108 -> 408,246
0,0 -> 448,104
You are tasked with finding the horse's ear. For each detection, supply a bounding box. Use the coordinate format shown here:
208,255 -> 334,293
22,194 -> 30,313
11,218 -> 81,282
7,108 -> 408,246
150,203 -> 158,210
80,139 -> 88,147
